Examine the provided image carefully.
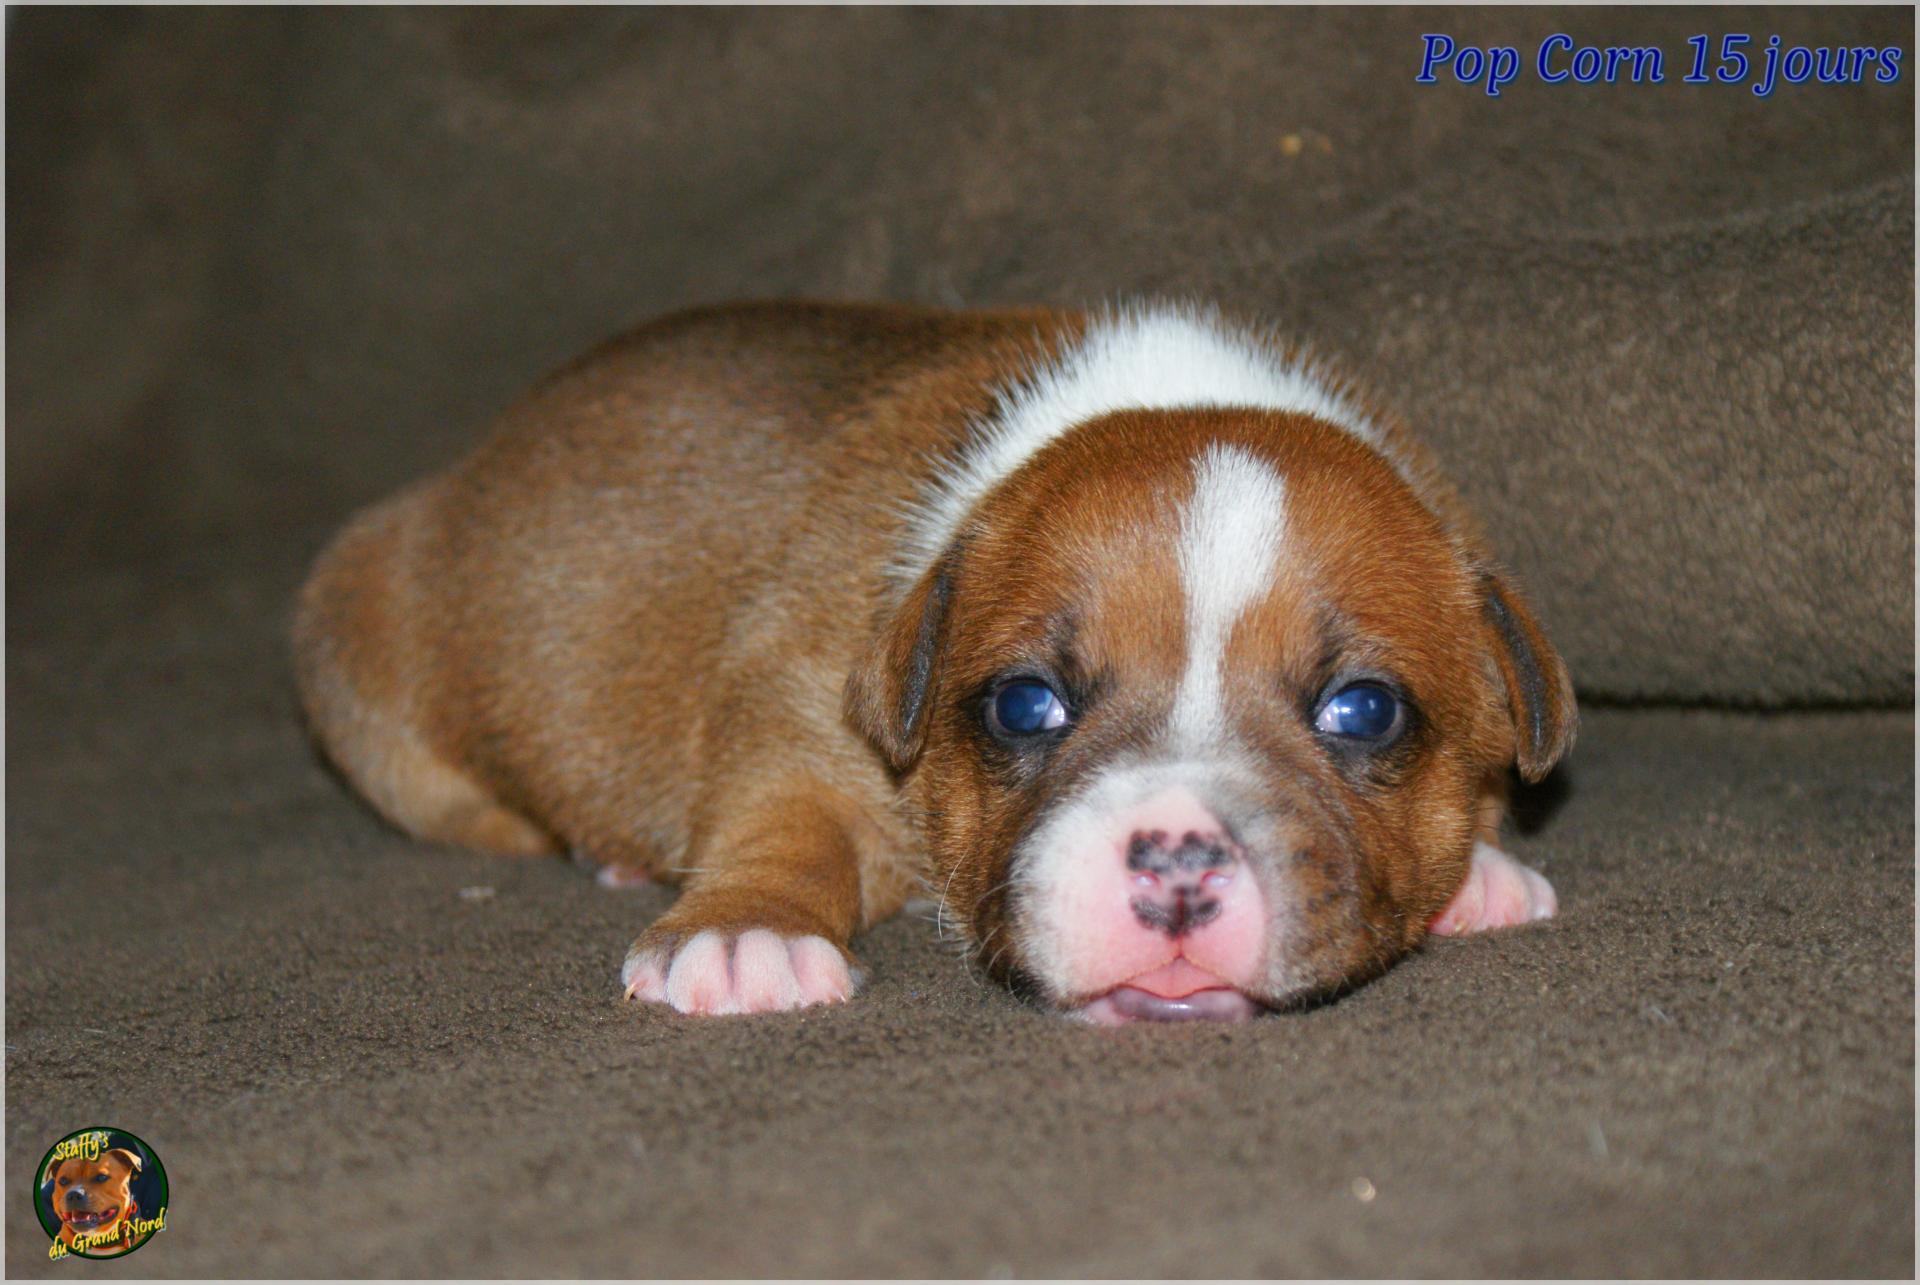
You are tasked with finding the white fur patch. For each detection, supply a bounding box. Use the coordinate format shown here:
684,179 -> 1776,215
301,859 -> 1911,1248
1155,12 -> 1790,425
1170,445 -> 1289,750
895,300 -> 1378,580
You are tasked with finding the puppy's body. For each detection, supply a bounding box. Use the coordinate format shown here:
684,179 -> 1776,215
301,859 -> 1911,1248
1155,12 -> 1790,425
296,304 -> 1061,929
295,301 -> 1574,1020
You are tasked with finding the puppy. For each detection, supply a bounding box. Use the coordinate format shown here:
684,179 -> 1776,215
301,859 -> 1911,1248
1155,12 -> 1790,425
46,1149 -> 142,1254
293,301 -> 1574,1022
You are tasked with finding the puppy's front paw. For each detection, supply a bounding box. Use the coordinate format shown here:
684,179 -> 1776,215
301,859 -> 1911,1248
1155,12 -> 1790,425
1428,840 -> 1558,936
622,929 -> 858,1015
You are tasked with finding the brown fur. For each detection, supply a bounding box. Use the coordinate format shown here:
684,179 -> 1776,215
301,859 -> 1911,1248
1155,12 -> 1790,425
293,300 -> 1573,1006
46,1151 -> 141,1256
851,407 -> 1572,1003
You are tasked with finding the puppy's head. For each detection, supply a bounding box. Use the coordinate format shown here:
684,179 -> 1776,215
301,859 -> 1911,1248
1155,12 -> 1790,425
848,408 -> 1574,1021
47,1149 -> 140,1241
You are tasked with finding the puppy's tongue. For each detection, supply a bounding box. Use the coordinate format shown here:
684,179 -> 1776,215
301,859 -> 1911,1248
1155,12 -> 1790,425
1078,960 -> 1262,1024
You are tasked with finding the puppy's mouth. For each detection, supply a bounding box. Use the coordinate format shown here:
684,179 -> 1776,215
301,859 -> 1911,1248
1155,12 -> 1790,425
1072,958 -> 1265,1025
61,1206 -> 119,1230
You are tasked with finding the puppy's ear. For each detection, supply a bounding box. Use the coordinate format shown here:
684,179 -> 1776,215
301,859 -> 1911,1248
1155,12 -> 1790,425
844,557 -> 955,773
1479,570 -> 1577,782
103,1149 -> 142,1176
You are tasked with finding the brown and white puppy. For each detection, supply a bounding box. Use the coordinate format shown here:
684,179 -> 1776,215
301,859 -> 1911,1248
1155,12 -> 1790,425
293,301 -> 1574,1022
46,1150 -> 141,1254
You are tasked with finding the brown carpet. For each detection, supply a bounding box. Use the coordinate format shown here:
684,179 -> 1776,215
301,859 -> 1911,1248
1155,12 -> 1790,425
6,8 -> 1913,1277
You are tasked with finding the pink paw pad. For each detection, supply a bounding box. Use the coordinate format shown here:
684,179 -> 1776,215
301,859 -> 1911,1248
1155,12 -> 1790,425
1429,841 -> 1558,937
621,930 -> 857,1015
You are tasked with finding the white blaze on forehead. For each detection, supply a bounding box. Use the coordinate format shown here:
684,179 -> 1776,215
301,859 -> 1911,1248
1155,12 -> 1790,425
1171,445 -> 1289,750
894,301 -> 1380,583
1006,448 -> 1293,1001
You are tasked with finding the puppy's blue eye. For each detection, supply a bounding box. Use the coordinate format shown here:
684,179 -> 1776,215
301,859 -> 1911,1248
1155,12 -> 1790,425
992,681 -> 1068,736
1315,683 -> 1401,739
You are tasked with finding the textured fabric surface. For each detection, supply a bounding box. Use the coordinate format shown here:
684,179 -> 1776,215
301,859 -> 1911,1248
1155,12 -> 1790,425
5,6 -> 1912,702
4,8 -> 1915,1278
3,564 -> 1913,1274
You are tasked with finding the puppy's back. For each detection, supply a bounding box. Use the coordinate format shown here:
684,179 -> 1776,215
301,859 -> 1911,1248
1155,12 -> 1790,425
292,300 -> 1067,864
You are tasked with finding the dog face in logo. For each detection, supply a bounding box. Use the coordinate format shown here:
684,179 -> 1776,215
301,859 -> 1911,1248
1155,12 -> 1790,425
47,1148 -> 142,1254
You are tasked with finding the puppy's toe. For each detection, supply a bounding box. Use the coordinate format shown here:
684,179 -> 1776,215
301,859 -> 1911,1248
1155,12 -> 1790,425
663,931 -> 738,1013
622,929 -> 857,1015
595,864 -> 654,890
575,848 -> 655,889
1429,840 -> 1558,936
620,946 -> 669,1003
786,934 -> 856,1004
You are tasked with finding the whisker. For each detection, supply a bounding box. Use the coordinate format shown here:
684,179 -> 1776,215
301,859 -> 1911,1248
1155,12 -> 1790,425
982,925 -> 1017,978
935,863 -> 963,943
977,874 -> 1019,903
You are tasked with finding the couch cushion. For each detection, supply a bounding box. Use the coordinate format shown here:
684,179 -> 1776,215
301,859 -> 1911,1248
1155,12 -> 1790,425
6,7 -> 1911,702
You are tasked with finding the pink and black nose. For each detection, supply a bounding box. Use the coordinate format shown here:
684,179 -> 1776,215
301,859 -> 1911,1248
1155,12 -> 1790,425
1126,827 -> 1242,937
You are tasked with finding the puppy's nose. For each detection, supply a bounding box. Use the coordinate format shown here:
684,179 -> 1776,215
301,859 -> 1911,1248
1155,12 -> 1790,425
1126,826 -> 1242,937
63,1189 -> 89,1208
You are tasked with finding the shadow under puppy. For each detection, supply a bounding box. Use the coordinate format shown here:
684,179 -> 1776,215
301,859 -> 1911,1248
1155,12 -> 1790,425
293,301 -> 1575,1022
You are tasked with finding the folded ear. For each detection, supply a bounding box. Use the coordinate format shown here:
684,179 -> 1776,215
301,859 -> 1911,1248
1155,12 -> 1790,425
1480,570 -> 1577,782
103,1149 -> 142,1176
844,558 -> 955,773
